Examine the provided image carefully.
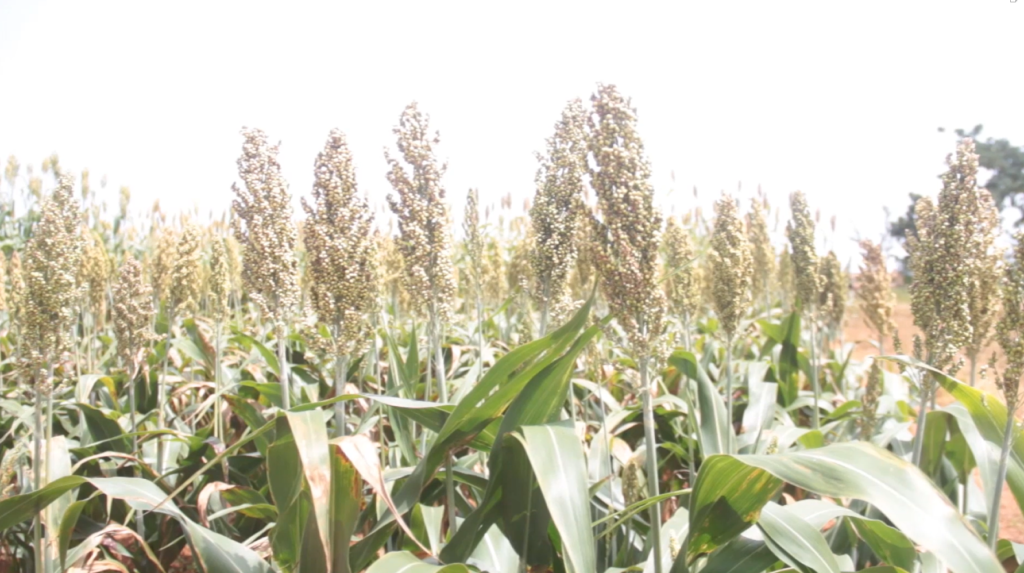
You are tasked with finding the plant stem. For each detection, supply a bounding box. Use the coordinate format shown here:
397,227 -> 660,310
157,307 -> 172,477
970,355 -> 977,388
277,321 -> 290,410
988,405 -> 1016,550
639,350 -> 663,573
214,320 -> 223,444
33,379 -> 43,573
725,334 -> 734,444
334,352 -> 349,437
911,373 -> 931,468
809,313 -> 820,431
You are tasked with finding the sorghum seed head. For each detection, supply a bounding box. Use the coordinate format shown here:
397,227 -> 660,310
231,127 -> 300,322
710,193 -> 753,337
662,216 -> 700,322
907,139 -> 988,369
22,175 -> 84,378
861,359 -> 884,440
208,237 -> 231,322
531,98 -> 587,312
302,128 -> 378,355
817,251 -> 847,331
385,102 -> 457,323
113,254 -> 155,370
171,222 -> 202,315
786,191 -> 819,310
997,231 -> 1024,411
587,83 -> 665,358
856,240 -> 896,344
747,197 -> 775,301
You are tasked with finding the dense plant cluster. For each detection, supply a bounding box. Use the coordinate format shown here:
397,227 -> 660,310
0,85 -> 1021,573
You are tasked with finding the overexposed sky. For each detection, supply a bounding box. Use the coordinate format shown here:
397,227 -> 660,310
1,0 -> 1022,266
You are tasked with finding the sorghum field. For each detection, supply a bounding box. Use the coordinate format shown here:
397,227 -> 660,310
1,84 -> 1021,573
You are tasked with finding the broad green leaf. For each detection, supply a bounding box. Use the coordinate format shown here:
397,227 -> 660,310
364,551 -> 471,572
268,429 -> 307,571
712,441 -> 1001,573
669,350 -> 734,456
510,422 -> 596,573
330,448 -> 361,573
686,455 -> 783,562
757,501 -> 840,573
77,403 -> 131,453
286,409 -> 332,567
467,523 -> 519,573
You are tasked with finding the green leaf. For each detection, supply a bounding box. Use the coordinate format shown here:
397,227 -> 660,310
77,403 -> 131,453
669,350 -> 734,456
686,455 -> 783,562
757,501 -> 840,573
330,440 -> 361,573
364,551 -> 472,572
510,422 -> 596,573
286,410 -> 332,567
707,440 -> 1001,573
269,430 -> 307,571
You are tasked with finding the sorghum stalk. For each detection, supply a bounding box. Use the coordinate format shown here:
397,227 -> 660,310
385,102 -> 458,532
464,189 -> 486,377
818,251 -> 847,394
231,127 -> 300,409
710,193 -> 753,441
208,238 -> 231,442
302,129 -> 377,437
787,191 -> 821,429
21,175 -> 83,573
907,139 -> 986,465
113,254 -> 153,537
991,231 -> 1024,548
587,84 -> 666,571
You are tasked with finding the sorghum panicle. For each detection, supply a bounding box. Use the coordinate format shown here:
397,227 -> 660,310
302,128 -> 378,355
171,222 -> 202,316
531,99 -> 587,311
747,196 -> 775,302
587,84 -> 665,357
385,103 -> 457,322
113,254 -> 155,368
710,194 -> 753,337
22,175 -> 84,380
786,191 -> 819,309
231,127 -> 300,322
856,240 -> 896,346
997,232 -> 1024,410
907,139 -> 986,369
817,251 -> 847,332
662,216 -> 700,322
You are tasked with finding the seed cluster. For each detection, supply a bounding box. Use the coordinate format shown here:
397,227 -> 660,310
786,191 -> 819,310
77,230 -> 111,321
587,84 -> 665,357
231,127 -> 300,322
856,240 -> 895,348
113,254 -> 154,369
208,237 -> 231,322
662,216 -> 700,323
907,139 -> 987,369
817,251 -> 847,331
385,103 -> 456,322
171,222 -> 202,315
531,99 -> 587,312
710,194 -> 753,337
302,128 -> 377,355
747,196 -> 775,303
22,175 -> 84,380
997,231 -> 1024,410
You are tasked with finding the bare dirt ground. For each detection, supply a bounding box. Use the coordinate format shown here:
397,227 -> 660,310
843,298 -> 1024,543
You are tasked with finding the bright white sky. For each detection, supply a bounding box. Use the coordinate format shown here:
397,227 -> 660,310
1,0 -> 1022,266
